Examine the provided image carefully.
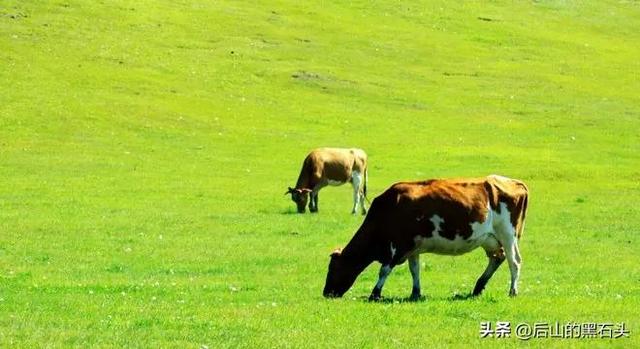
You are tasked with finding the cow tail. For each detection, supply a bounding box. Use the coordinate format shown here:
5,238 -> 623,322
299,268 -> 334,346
363,166 -> 370,204
516,187 -> 529,240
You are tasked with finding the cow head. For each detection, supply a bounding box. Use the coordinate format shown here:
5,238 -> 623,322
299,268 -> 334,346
323,248 -> 359,298
285,187 -> 311,213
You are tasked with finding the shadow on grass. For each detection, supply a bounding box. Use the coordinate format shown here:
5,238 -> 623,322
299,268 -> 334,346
354,292 -> 491,303
355,295 -> 428,303
381,295 -> 428,303
448,293 -> 478,301
448,293 -> 498,303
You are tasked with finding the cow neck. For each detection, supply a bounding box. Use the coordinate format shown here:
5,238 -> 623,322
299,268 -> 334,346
340,224 -> 376,270
296,157 -> 313,189
295,178 -> 315,191
295,165 -> 316,190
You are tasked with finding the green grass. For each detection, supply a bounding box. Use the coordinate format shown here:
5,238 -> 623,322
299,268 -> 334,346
1,0 -> 639,347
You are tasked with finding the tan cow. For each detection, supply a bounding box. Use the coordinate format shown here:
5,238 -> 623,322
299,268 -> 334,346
286,148 -> 368,214
323,175 -> 529,300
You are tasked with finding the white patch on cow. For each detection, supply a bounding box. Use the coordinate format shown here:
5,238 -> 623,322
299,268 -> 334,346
468,202 -> 493,242
390,242 -> 396,259
327,179 -> 344,186
414,210 -> 493,256
414,233 -> 486,256
491,202 -> 516,239
429,215 -> 444,235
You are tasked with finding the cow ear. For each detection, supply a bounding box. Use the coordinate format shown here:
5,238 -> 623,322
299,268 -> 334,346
284,187 -> 294,195
330,248 -> 342,257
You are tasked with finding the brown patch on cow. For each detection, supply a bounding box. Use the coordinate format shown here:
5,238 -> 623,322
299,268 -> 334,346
390,179 -> 491,241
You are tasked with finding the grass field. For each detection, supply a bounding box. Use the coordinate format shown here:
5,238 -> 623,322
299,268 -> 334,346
1,0 -> 639,347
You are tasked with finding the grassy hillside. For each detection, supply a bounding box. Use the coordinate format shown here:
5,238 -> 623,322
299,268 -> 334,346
1,0 -> 639,347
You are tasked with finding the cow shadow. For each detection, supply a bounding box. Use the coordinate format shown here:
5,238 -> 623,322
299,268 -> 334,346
358,293 -> 480,303
357,295 -> 427,304
448,293 -> 477,301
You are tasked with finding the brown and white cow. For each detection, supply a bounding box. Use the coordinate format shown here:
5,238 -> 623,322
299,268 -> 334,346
286,148 -> 368,214
323,175 -> 529,300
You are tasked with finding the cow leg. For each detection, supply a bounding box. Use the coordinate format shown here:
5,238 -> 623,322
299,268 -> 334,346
351,171 -> 364,214
350,186 -> 359,215
310,183 -> 326,213
472,236 -> 505,296
359,191 -> 367,215
494,233 -> 522,297
494,218 -> 522,297
472,252 -> 505,296
408,254 -> 421,301
309,191 -> 319,213
369,264 -> 393,301
505,239 -> 522,297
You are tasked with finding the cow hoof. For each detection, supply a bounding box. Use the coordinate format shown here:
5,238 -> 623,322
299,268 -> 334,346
509,289 -> 518,297
368,294 -> 382,302
409,293 -> 423,302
